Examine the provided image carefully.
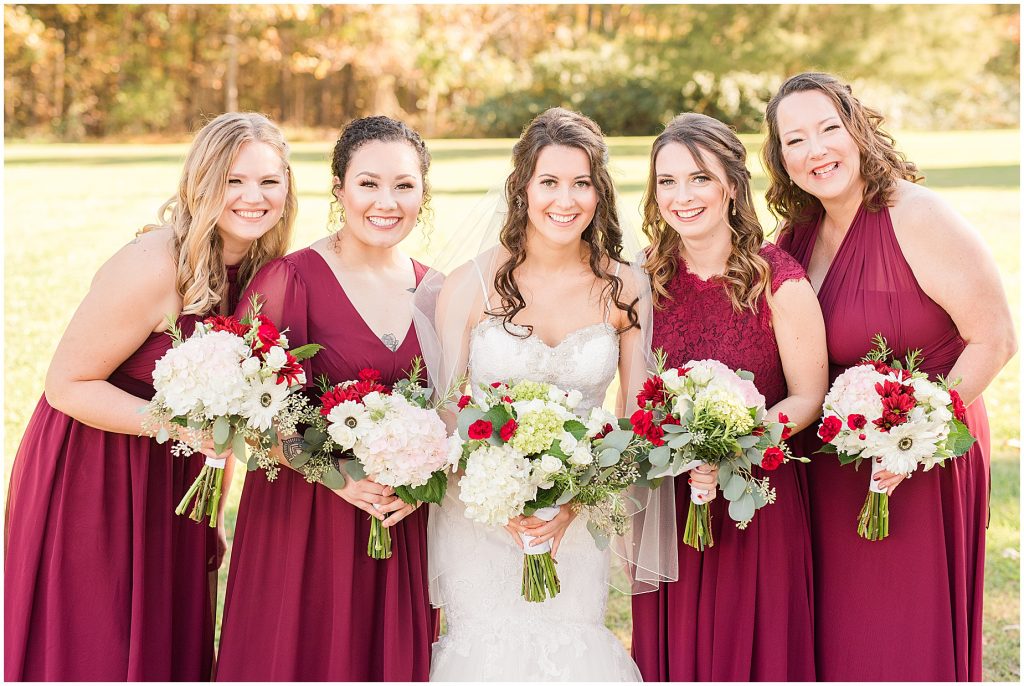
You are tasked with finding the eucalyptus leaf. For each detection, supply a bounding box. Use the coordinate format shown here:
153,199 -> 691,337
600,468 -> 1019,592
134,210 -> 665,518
662,423 -> 686,434
586,520 -> 610,550
303,426 -> 329,450
213,415 -> 231,446
155,427 -> 170,444
750,484 -> 767,508
246,454 -> 259,471
728,492 -> 755,522
723,474 -> 748,501
737,434 -> 759,449
579,464 -> 597,486
555,488 -> 577,506
232,431 -> 248,462
601,429 -> 634,452
717,466 -> 733,490
341,459 -> 365,482
289,450 -> 312,468
322,466 -> 346,490
736,369 -> 755,381
598,448 -> 621,467
769,423 -> 784,444
667,432 -> 693,449
648,445 -> 672,468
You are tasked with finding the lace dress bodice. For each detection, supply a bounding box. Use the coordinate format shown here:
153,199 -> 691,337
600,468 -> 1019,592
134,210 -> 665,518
468,319 -> 619,411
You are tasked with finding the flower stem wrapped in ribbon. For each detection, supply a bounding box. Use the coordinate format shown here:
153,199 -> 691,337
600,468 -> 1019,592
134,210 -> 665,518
145,292 -> 321,526
633,349 -> 801,551
293,357 -> 455,559
453,379 -> 651,601
817,334 -> 975,541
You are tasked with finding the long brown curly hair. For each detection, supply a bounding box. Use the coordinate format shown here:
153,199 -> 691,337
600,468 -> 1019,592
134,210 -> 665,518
142,112 -> 296,315
491,107 -> 639,335
762,72 -> 923,228
643,113 -> 772,314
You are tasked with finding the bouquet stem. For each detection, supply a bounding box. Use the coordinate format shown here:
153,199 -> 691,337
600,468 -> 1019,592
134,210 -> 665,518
175,458 -> 224,528
682,498 -> 714,551
857,491 -> 890,541
520,506 -> 561,602
367,516 -> 392,559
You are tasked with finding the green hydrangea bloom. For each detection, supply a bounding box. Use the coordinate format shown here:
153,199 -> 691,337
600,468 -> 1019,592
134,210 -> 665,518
509,407 -> 564,454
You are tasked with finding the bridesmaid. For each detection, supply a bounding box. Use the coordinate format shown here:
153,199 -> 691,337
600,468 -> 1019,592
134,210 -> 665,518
215,116 -> 435,681
4,112 -> 295,680
630,113 -> 828,681
764,72 -> 1017,680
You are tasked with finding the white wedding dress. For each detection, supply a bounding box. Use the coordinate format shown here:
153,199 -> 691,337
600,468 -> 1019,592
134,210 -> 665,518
428,314 -> 642,682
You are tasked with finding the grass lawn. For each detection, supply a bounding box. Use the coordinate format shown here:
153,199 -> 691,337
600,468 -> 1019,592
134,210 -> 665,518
5,129 -> 1019,680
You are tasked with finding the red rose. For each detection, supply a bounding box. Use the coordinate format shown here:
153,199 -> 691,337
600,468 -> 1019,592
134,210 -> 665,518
594,423 -> 615,440
630,409 -> 654,437
636,376 -> 667,407
752,425 -> 766,437
646,424 -> 666,447
847,414 -> 867,430
359,368 -> 383,382
761,446 -> 785,471
457,395 -> 472,410
490,381 -> 506,389
499,418 -> 518,442
949,389 -> 967,423
205,314 -> 248,337
777,412 -> 792,439
817,415 -> 843,443
468,419 -> 493,440
252,315 -> 282,351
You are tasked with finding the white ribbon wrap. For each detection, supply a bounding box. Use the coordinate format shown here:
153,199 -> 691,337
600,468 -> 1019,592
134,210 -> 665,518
520,506 -> 560,555
681,459 -> 711,504
204,455 -> 226,469
868,459 -> 887,494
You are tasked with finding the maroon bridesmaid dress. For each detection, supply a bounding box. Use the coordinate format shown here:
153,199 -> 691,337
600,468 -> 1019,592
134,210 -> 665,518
778,203 -> 990,681
215,247 -> 435,681
4,265 -> 241,681
631,243 -> 816,681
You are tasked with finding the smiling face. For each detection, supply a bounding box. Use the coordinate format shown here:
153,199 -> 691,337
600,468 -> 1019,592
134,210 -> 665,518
654,141 -> 733,242
523,144 -> 599,248
216,141 -> 289,261
336,139 -> 424,250
776,89 -> 864,203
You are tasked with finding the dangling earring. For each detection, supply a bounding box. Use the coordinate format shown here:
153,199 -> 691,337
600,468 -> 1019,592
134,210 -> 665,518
514,196 -> 525,209
730,200 -> 737,217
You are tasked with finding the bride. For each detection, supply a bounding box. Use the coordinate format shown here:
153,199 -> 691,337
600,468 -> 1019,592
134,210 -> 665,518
417,108 -> 650,681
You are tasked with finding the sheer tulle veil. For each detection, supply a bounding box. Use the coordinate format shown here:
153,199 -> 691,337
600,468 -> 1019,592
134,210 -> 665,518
410,188 -> 679,599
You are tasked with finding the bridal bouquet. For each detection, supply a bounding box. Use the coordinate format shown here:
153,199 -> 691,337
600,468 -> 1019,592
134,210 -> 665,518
293,358 -> 452,559
452,379 -> 650,602
817,334 -> 975,541
145,293 -> 321,526
633,350 -> 800,551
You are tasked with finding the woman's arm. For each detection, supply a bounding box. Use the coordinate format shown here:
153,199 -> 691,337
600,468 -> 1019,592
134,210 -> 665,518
44,231 -> 182,435
769,278 -> 829,434
892,182 -> 1017,405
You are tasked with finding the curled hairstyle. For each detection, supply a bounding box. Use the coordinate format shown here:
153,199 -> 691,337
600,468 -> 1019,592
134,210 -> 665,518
493,107 -> 638,335
762,72 -> 923,226
643,112 -> 772,314
142,112 -> 296,315
328,115 -> 433,235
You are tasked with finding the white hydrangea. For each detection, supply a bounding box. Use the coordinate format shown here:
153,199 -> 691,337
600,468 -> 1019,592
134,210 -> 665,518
151,330 -> 252,419
458,444 -> 537,527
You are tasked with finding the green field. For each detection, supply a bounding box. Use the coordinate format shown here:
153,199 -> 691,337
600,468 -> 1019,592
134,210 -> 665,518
5,130 -> 1019,680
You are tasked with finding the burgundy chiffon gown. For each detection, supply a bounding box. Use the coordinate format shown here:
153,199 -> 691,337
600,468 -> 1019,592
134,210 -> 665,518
778,203 -> 990,681
631,243 -> 816,681
4,265 -> 241,681
215,247 -> 434,681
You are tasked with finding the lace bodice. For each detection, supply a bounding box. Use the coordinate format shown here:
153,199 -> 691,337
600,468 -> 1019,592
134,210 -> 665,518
652,243 -> 806,406
468,319 -> 619,412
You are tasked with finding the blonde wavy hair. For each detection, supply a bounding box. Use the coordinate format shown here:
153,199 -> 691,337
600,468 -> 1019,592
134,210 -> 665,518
762,72 -> 923,227
141,112 -> 296,315
643,112 -> 773,314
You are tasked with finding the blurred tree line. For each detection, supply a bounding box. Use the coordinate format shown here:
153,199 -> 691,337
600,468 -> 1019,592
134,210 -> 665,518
4,4 -> 1019,141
